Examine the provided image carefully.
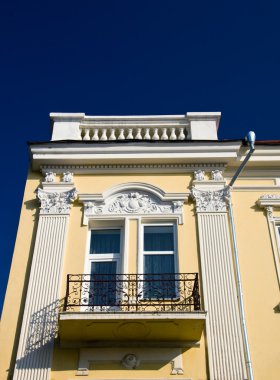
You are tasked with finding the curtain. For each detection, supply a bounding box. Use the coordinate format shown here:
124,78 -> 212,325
144,226 -> 174,251
90,261 -> 117,306
144,255 -> 175,298
90,229 -> 120,254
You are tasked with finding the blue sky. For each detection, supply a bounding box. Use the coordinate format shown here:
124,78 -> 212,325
0,0 -> 279,313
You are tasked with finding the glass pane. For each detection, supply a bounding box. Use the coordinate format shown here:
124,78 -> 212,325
89,261 -> 117,306
90,229 -> 120,254
144,226 -> 174,251
143,254 -> 176,298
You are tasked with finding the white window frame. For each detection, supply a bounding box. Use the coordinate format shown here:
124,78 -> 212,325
139,222 -> 178,275
83,226 -> 124,310
86,226 -> 123,275
138,221 -> 179,300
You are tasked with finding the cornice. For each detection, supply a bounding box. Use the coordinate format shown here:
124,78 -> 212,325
257,194 -> 280,208
30,141 -> 240,171
40,163 -> 226,174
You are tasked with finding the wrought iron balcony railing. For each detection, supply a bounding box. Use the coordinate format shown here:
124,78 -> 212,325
63,273 -> 201,312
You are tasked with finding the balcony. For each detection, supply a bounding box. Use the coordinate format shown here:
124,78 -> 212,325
59,273 -> 206,346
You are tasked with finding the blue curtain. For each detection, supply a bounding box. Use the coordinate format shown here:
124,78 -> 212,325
144,226 -> 174,251
90,261 -> 117,306
144,254 -> 174,274
144,255 -> 175,298
90,229 -> 120,254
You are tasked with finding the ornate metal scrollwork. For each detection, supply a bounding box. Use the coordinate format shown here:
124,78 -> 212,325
64,273 -> 201,313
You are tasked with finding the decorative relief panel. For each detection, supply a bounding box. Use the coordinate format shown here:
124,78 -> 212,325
84,192 -> 177,216
82,190 -> 186,224
37,188 -> 77,214
192,187 -> 229,212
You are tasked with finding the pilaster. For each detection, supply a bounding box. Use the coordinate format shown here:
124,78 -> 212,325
13,177 -> 76,380
257,194 -> 280,287
191,175 -> 247,380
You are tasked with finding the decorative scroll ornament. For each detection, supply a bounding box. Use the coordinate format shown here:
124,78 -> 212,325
85,192 -> 173,216
265,206 -> 274,220
194,170 -> 205,181
44,172 -> 56,183
173,201 -> 184,213
211,170 -> 223,181
37,188 -> 77,214
62,171 -> 73,183
191,187 -> 230,212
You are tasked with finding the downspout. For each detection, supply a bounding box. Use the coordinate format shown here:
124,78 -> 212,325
227,131 -> 255,380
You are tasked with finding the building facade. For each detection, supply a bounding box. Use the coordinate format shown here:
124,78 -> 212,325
0,112 -> 279,380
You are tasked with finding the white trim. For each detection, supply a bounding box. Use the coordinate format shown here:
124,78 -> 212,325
30,141 -> 241,170
85,227 -> 123,274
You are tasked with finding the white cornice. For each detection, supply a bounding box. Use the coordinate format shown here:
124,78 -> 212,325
257,194 -> 280,208
30,141 -> 240,170
40,163 -> 226,174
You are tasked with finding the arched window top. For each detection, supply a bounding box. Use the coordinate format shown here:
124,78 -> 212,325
79,182 -> 189,225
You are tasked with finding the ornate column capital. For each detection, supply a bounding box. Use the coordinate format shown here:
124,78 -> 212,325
191,186 -> 230,212
37,188 -> 77,215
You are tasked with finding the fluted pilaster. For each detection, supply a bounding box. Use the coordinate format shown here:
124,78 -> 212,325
192,185 -> 247,380
13,187 -> 76,380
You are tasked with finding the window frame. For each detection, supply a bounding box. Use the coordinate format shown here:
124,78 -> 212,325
85,226 -> 124,276
83,226 -> 125,309
139,222 -> 178,275
138,221 -> 179,300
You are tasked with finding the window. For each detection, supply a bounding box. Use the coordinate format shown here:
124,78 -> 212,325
141,224 -> 177,299
85,221 -> 178,307
88,228 -> 122,307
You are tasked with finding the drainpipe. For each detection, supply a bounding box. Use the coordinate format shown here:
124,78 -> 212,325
227,131 -> 255,380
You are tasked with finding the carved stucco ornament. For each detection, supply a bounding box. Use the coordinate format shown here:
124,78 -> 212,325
84,192 -> 175,216
191,187 -> 230,212
44,172 -> 56,183
62,171 -> 74,183
265,206 -> 274,220
37,188 -> 77,214
211,170 -> 224,181
194,170 -> 205,181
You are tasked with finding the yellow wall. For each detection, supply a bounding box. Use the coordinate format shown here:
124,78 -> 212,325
230,190 -> 280,379
1,171 -> 280,379
0,172 -> 41,380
